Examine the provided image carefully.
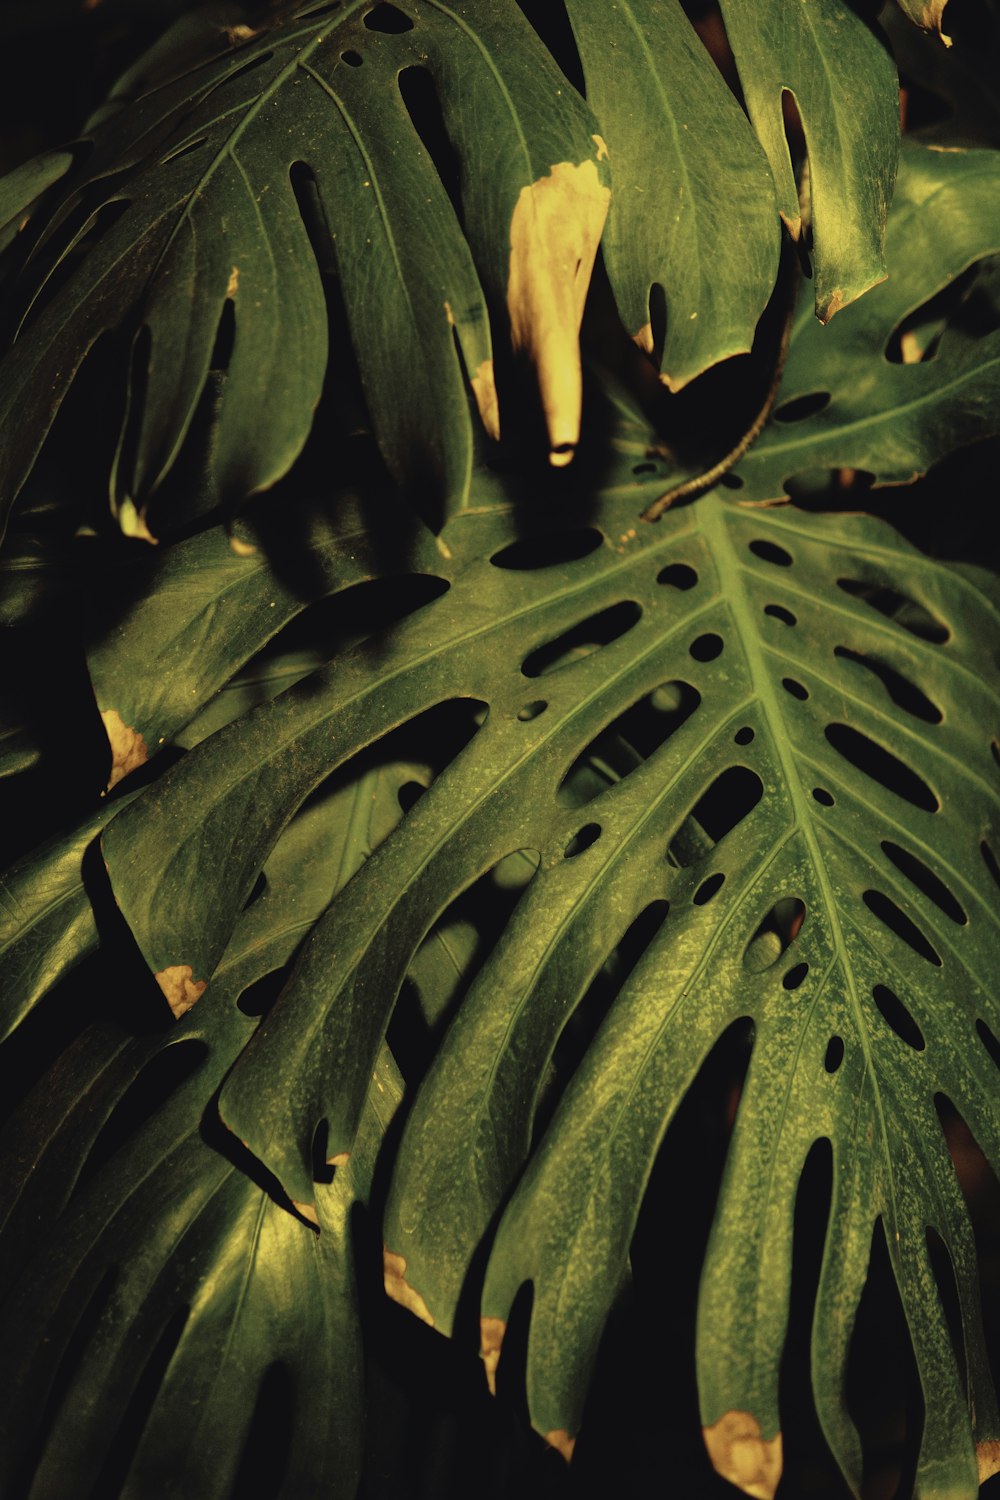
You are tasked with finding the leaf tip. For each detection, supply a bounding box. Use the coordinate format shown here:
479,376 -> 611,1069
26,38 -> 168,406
545,1430 -> 576,1463
978,1439 -> 1000,1484
703,1411 -> 782,1500
154,963 -> 208,1019
471,359 -> 500,442
100,709 -> 149,790
480,1316 -> 506,1396
384,1247 -> 435,1327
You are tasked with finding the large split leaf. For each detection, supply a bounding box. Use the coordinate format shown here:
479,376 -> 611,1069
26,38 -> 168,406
563,0 -> 779,389
99,460 -> 1000,1495
718,0 -> 899,321
0,0 -> 610,541
733,142 -> 1000,503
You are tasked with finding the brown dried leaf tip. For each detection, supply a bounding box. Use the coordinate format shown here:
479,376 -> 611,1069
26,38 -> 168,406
383,1248 -> 435,1327
545,1429 -> 576,1463
918,0 -> 952,45
703,1410 -> 782,1500
480,1316 -> 506,1396
506,156 -> 610,467
101,709 -> 149,791
155,963 -> 208,1019
979,1439 -> 1000,1484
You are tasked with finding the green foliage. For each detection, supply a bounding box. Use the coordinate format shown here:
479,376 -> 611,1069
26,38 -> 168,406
0,3 -> 999,1499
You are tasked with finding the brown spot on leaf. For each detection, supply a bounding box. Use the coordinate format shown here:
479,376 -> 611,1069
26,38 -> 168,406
226,265 -> 240,298
819,288 -> 847,325
480,1317 -> 506,1396
703,1411 -> 782,1500
471,359 -> 500,441
632,321 -> 654,356
545,1430 -> 576,1463
592,134 -> 609,162
101,709 -> 149,790
383,1248 -> 435,1326
328,1151 -> 350,1167
155,963 -> 208,1019
228,531 -> 257,556
443,299 -> 455,326
292,1199 -> 320,1226
979,1439 -> 1000,1483
779,209 -> 802,243
506,160 -> 610,466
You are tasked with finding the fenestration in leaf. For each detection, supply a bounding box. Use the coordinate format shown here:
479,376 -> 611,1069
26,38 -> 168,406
718,0 -> 899,322
0,0 -> 610,542
100,459 -> 1000,1497
563,0 -> 779,390
732,143 -> 1000,504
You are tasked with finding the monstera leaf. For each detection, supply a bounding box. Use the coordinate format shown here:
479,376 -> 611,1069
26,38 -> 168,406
733,142 -> 1000,504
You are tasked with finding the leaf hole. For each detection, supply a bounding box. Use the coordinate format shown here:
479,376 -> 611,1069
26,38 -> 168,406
743,897 -> 806,972
764,603 -> 796,626
689,632 -> 723,662
981,839 -> 1000,892
521,600 -> 642,678
230,1361 -> 297,1497
516,700 -> 547,722
734,726 -> 754,746
880,840 -> 967,926
748,538 -> 793,567
656,562 -> 698,590
992,738 -> 1000,771
693,872 -> 725,905
557,681 -> 700,808
633,462 -> 659,475
825,723 -> 939,812
977,1018 -> 1000,1070
782,962 -> 809,990
159,135 -> 208,166
341,49 -> 364,65
72,1040 -> 209,1198
669,766 -> 764,868
812,787 -> 834,807
88,1305 -> 190,1499
872,983 -> 926,1050
720,473 -> 743,489
490,527 -> 603,571
364,2 -> 414,29
772,390 -> 831,423
236,970 -> 286,1019
782,677 -> 809,701
824,1036 -> 844,1073
924,1226 -> 968,1399
836,579 -> 949,644
864,890 -> 942,967
564,823 -> 602,859
398,779 -> 426,812
398,67 -> 464,224
934,1096 -> 1000,1297
833,647 -> 943,725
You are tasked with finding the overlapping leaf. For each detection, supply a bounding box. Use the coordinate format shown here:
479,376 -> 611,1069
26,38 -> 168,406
733,143 -> 1000,504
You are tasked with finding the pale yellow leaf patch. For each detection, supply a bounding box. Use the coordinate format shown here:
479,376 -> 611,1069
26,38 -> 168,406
117,497 -> 158,544
101,709 -> 149,791
228,531 -> 257,556
919,0 -> 951,44
506,159 -> 610,466
292,1200 -> 320,1226
592,134 -> 609,162
226,265 -> 240,298
383,1248 -> 435,1326
328,1151 -> 350,1167
154,962 -> 208,1019
545,1430 -> 576,1462
480,1316 -> 506,1396
632,321 -> 654,356
703,1411 -> 783,1500
471,359 -> 500,442
979,1439 -> 1000,1484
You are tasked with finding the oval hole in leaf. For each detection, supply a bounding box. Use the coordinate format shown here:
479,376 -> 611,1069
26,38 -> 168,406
773,390 -> 831,423
517,700 -> 547,722
556,682 -> 699,808
977,1018 -> 1000,1070
720,473 -> 743,489
657,562 -> 698,590
90,1305 -> 190,1499
490,528 -> 603,571
764,603 -> 796,626
824,1036 -> 844,1073
864,890 -> 942,967
690,632 -> 723,662
812,787 -> 834,807
782,677 -> 809,701
836,579 -> 949,644
633,462 -> 659,475
72,1040 -> 209,1197
693,872 -> 725,905
743,897 -> 806,972
834,648 -> 943,725
237,969 -> 286,1019
398,67 -> 463,223
564,823 -> 601,859
981,839 -> 1000,893
670,766 -> 764,869
872,983 -> 926,1050
782,962 -> 809,990
734,726 -> 754,746
365,2 -> 414,29
748,539 -> 793,567
825,723 -> 939,812
521,601 -> 642,678
880,841 -> 967,926
230,1361 -> 297,1498
341,49 -> 363,65
397,779 -> 426,812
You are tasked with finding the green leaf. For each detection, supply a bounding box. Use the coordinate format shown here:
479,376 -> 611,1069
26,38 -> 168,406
0,150 -> 73,255
0,0 -> 610,540
733,142 -> 1000,503
718,0 -> 899,321
564,0 -> 779,388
